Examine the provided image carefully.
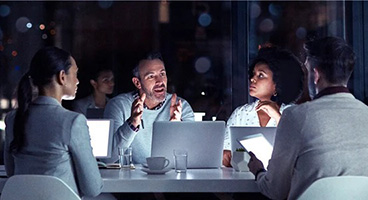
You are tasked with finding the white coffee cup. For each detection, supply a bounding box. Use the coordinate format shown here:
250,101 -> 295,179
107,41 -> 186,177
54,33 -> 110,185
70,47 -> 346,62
146,157 -> 170,170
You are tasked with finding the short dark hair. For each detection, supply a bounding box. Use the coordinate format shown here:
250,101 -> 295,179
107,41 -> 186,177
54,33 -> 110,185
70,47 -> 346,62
249,46 -> 304,104
132,52 -> 164,78
90,66 -> 113,81
304,37 -> 355,85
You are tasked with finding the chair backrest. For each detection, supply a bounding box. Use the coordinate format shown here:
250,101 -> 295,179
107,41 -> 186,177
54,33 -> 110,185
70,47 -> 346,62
298,176 -> 368,200
0,175 -> 81,200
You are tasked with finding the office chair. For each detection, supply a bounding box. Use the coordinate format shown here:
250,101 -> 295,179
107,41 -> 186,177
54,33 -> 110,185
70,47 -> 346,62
0,174 -> 81,200
298,176 -> 368,200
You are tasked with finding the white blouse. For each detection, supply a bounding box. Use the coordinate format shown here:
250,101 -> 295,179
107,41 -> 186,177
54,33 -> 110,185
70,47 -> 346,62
223,100 -> 290,150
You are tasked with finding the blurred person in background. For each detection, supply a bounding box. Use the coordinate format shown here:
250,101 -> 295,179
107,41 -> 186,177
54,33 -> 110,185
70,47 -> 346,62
72,66 -> 114,117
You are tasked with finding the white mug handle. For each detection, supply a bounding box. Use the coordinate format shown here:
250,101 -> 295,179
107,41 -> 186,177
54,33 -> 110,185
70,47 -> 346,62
164,159 -> 170,168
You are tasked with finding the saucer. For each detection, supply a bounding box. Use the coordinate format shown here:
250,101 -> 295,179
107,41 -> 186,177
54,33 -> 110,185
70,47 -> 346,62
141,167 -> 171,174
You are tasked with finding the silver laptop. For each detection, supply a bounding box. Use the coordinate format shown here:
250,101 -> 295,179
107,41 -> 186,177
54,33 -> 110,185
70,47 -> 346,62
151,121 -> 225,169
229,126 -> 277,153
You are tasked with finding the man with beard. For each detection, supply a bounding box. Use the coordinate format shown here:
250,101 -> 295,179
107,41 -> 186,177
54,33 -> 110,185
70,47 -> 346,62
248,37 -> 368,199
103,52 -> 194,164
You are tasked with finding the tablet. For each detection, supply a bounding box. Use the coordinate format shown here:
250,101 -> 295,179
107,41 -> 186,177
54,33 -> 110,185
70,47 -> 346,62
237,133 -> 273,168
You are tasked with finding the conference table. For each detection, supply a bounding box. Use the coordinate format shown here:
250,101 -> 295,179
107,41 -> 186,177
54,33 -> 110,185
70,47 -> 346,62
0,165 -> 259,193
101,165 -> 258,193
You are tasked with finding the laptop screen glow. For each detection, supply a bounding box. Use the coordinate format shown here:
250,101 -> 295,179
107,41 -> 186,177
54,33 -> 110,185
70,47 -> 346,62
237,133 -> 273,168
86,119 -> 113,158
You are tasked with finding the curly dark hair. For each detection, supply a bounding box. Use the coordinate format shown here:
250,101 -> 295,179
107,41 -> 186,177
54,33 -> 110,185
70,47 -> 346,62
248,46 -> 304,104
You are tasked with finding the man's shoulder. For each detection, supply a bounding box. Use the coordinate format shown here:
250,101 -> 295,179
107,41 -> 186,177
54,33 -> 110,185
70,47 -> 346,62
281,101 -> 312,117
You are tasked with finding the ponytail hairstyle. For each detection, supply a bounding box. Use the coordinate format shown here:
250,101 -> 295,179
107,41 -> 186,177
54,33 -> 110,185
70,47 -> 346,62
11,47 -> 72,152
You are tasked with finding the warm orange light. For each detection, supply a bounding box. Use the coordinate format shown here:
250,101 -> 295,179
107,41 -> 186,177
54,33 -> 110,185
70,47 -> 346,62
0,45 -> 4,51
12,50 -> 17,57
50,29 -> 56,35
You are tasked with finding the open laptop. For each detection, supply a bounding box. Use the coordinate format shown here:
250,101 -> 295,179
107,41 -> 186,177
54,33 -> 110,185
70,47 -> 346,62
229,126 -> 276,152
86,119 -> 114,159
151,121 -> 225,169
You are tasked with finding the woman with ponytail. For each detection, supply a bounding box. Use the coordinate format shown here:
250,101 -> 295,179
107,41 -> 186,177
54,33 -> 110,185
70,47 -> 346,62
4,47 -> 103,198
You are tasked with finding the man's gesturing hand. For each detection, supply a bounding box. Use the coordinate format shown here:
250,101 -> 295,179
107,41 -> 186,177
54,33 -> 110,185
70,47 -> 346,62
130,93 -> 146,127
170,93 -> 182,121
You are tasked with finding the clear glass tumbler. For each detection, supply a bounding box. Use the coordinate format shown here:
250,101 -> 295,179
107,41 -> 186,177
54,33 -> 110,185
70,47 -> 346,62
173,149 -> 187,173
118,147 -> 132,168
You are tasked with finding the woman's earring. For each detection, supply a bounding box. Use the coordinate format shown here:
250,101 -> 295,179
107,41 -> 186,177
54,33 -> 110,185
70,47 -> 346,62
273,91 -> 277,97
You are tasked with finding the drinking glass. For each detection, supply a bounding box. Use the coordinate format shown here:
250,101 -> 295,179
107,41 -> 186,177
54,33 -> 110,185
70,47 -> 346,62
173,149 -> 187,173
118,147 -> 132,168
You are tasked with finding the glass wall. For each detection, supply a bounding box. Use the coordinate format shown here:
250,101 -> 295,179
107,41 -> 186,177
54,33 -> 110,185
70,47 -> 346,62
0,1 -> 367,125
0,1 -> 233,122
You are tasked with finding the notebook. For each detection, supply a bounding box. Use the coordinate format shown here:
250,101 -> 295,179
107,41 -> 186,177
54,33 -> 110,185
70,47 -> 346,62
237,133 -> 273,168
151,121 -> 225,169
229,126 -> 276,152
86,119 -> 114,158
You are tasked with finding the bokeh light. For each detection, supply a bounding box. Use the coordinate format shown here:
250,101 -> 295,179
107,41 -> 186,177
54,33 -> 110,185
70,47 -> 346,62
15,17 -> 31,33
12,50 -> 17,57
268,3 -> 282,17
0,5 -> 10,17
296,27 -> 307,39
50,29 -> 56,35
39,24 -> 45,30
42,33 -> 48,39
26,22 -> 32,29
259,18 -> 274,32
195,57 -> 211,74
250,3 -> 261,19
198,13 -> 212,27
0,98 -> 9,110
98,1 -> 113,9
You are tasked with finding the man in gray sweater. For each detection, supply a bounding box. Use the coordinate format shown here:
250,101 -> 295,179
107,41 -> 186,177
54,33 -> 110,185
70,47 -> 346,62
104,52 -> 194,164
248,37 -> 368,199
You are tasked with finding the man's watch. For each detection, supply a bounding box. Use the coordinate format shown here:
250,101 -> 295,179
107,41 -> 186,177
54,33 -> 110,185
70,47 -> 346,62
127,119 -> 139,132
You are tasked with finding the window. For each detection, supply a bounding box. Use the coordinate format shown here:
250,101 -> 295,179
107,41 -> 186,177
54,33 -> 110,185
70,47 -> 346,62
0,1 -> 367,125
